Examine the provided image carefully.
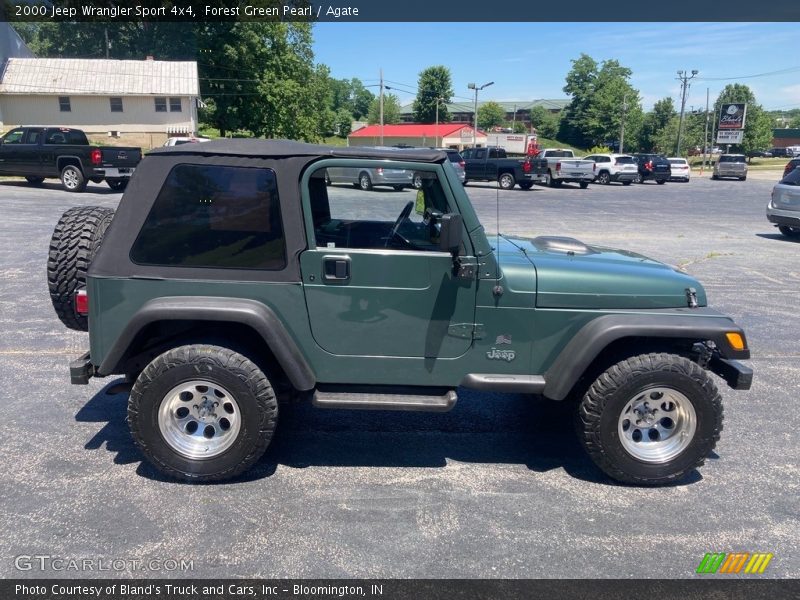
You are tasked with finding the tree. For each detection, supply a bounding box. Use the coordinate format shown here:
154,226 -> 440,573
367,93 -> 401,125
791,115 -> 800,129
412,66 -> 454,123
639,97 -> 676,152
713,84 -> 772,154
529,106 -> 559,139
559,55 -> 643,149
477,101 -> 506,130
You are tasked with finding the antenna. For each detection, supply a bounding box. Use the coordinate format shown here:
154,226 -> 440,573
493,180 -> 503,297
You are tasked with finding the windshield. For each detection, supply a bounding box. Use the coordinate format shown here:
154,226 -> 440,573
615,156 -> 634,164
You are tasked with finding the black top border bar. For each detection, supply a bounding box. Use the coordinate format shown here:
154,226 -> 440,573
2,0 -> 799,22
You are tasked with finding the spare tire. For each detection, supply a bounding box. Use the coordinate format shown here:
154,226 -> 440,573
47,206 -> 115,331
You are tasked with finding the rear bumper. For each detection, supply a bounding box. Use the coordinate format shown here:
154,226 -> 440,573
767,208 -> 800,227
90,167 -> 136,179
70,351 -> 94,385
612,172 -> 637,182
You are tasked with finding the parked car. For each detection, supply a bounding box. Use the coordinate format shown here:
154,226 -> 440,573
326,164 -> 413,191
746,150 -> 772,159
461,146 -> 546,190
713,154 -> 748,181
769,148 -> 793,158
766,166 -> 800,239
583,153 -> 637,185
163,136 -> 211,146
631,153 -> 671,184
0,126 -> 141,191
534,148 -> 596,188
667,158 -> 691,182
432,148 -> 465,185
783,158 -> 800,178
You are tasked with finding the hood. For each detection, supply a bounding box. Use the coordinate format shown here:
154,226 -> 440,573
498,235 -> 706,309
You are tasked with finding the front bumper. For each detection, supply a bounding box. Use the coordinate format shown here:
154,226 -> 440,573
709,356 -> 753,390
70,351 -> 94,385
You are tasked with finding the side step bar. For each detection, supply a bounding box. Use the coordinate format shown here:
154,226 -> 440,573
313,389 -> 457,412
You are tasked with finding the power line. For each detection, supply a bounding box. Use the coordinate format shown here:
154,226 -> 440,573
696,65 -> 800,82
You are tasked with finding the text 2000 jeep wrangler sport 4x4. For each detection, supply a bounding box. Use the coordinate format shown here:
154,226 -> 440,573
47,141 -> 752,484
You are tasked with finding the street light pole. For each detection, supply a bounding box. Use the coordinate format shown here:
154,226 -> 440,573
676,69 -> 698,156
620,93 -> 628,154
435,97 -> 444,148
468,81 -> 494,147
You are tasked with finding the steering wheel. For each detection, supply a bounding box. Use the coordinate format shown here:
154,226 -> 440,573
385,201 -> 414,248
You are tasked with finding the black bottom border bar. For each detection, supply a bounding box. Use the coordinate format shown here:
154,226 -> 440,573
4,579 -> 799,600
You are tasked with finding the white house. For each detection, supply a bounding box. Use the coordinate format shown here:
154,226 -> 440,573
0,57 -> 200,148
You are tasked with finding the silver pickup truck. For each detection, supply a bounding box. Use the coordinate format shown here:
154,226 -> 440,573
535,148 -> 596,188
713,154 -> 747,181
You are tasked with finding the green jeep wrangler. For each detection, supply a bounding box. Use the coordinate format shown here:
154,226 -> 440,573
47,140 -> 752,484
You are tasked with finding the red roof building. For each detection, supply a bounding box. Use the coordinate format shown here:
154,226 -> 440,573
348,123 -> 487,150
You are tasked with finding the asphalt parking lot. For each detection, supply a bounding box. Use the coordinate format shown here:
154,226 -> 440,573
0,173 -> 797,579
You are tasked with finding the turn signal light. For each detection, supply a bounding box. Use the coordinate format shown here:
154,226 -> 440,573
725,332 -> 745,351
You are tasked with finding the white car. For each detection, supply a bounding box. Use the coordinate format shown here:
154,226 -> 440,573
583,153 -> 638,185
667,158 -> 691,182
163,136 -> 211,147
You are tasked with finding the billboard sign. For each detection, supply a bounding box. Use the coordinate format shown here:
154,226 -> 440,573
719,103 -> 747,130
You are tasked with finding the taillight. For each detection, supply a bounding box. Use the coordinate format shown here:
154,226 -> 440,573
75,289 -> 88,315
376,167 -> 383,174
90,149 -> 102,165
645,161 -> 653,170
522,160 -> 531,173
459,161 -> 465,168
556,161 -> 561,172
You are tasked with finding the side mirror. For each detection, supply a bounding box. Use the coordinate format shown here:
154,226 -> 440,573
439,213 -> 463,255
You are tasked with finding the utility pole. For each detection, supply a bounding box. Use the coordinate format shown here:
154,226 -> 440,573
467,81 -> 493,148
619,93 -> 628,154
701,88 -> 710,175
675,69 -> 698,156
434,97 -> 444,148
104,27 -> 110,59
379,68 -> 384,146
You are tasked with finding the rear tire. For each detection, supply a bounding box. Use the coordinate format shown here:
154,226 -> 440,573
393,185 -> 405,192
778,225 -> 800,239
107,178 -> 128,191
518,181 -> 533,190
359,172 -> 373,191
634,173 -> 643,184
25,176 -> 44,185
60,164 -> 86,192
128,345 -> 278,482
656,179 -> 666,185
622,180 -> 632,186
576,353 -> 722,485
498,172 -> 515,190
579,181 -> 590,189
739,176 -> 747,181
597,171 -> 611,185
47,206 -> 115,331
547,170 -> 558,188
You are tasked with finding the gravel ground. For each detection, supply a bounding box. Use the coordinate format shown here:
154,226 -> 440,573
0,173 -> 796,580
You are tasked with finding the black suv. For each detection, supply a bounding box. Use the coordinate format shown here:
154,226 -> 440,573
632,153 -> 671,184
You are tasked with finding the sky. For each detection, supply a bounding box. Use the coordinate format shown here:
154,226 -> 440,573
313,22 -> 800,113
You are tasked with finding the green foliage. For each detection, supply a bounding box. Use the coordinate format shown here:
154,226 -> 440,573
328,77 -> 374,121
334,108 -> 354,138
367,93 -> 402,125
412,66 -> 454,123
511,121 -> 528,134
588,145 -> 613,154
713,84 -> 772,154
638,97 -> 676,152
477,101 -> 506,130
790,115 -> 800,128
560,54 -> 644,150
529,106 -> 559,139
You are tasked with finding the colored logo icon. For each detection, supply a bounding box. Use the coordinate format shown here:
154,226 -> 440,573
696,552 -> 773,574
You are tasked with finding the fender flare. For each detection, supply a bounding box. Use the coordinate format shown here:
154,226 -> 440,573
97,296 -> 316,391
56,155 -> 86,174
542,312 -> 749,401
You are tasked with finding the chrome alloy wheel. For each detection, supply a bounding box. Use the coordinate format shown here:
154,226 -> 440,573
617,387 -> 697,463
158,380 -> 241,459
62,168 -> 80,189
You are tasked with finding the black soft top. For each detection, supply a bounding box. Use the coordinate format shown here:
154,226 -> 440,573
148,139 -> 447,163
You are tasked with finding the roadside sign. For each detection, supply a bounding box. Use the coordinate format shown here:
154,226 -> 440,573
719,103 -> 747,130
717,130 -> 744,144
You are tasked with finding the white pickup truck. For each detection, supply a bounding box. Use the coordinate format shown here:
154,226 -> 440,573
535,149 -> 596,188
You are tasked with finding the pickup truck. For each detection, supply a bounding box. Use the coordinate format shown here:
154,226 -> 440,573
461,146 -> 547,190
0,126 -> 141,192
535,148 -> 596,188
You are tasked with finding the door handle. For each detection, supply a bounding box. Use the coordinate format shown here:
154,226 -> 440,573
323,256 -> 350,281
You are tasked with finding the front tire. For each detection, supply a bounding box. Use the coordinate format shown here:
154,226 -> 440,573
498,172 -> 515,190
60,164 -> 86,192
778,225 -> 800,239
576,353 -> 722,485
128,345 -> 279,482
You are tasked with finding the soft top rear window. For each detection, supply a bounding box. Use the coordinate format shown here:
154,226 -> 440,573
130,164 -> 286,270
446,151 -> 463,162
780,167 -> 800,185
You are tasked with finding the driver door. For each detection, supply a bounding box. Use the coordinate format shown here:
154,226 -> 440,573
300,162 -> 476,359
